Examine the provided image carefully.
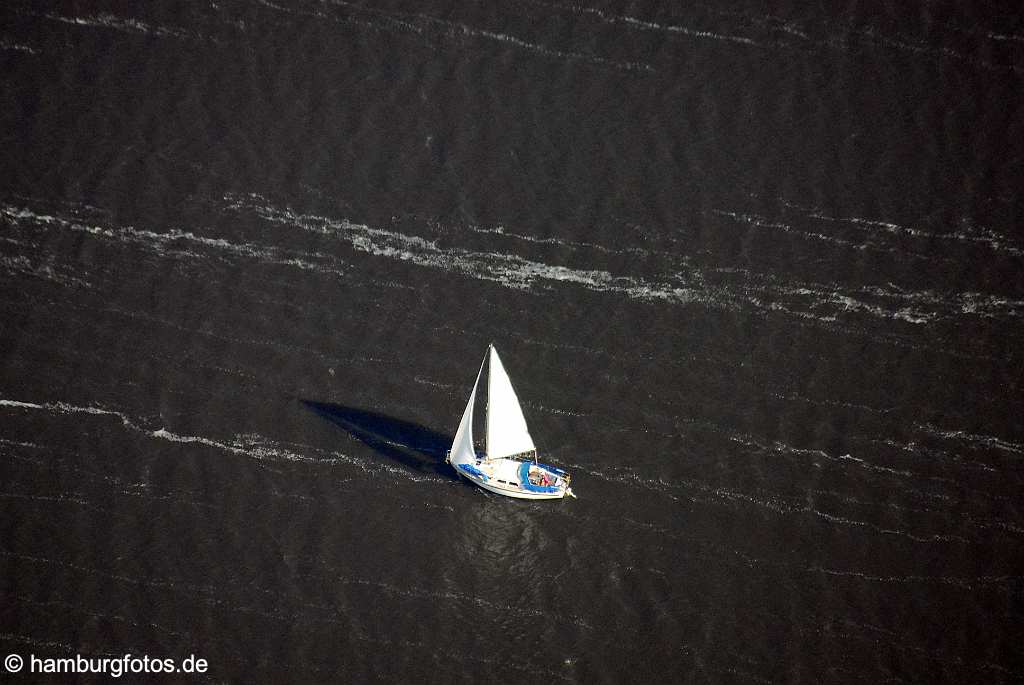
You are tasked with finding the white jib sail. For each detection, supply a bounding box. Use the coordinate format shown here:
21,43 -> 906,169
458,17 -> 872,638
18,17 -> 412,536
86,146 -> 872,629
485,345 -> 536,460
449,357 -> 484,466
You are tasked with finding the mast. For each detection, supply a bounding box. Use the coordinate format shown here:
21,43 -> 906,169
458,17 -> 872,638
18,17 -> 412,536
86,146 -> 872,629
484,343 -> 491,459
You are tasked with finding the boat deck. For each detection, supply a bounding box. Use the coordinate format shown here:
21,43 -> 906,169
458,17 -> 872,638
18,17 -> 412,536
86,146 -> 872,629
478,457 -> 526,488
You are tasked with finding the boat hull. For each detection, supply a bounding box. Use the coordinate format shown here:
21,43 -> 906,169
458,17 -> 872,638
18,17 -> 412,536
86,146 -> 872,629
461,472 -> 568,499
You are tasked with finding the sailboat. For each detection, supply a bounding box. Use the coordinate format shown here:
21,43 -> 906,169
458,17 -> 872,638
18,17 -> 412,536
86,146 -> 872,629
446,344 -> 575,499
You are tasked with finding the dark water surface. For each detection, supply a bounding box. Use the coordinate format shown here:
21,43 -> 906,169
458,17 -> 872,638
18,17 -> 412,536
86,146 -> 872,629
2,1 -> 1023,682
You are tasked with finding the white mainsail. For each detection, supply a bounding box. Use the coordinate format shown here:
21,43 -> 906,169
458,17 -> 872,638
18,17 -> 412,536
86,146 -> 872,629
485,345 -> 536,460
449,358 -> 484,466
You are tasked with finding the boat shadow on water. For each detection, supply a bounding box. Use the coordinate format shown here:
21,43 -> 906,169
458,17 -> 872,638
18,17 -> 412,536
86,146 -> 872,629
300,400 -> 459,481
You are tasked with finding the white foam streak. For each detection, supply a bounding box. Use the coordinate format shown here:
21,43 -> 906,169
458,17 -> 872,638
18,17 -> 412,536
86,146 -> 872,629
713,209 -> 868,251
0,632 -> 77,653
916,423 -> 1024,457
322,0 -> 426,36
546,2 -> 760,46
449,20 -> 653,72
808,565 -> 1021,591
0,491 -> 91,507
8,195 -> 1017,341
0,394 -> 445,484
769,391 -> 894,415
863,29 -> 1024,76
801,205 -> 1024,258
0,399 -> 45,410
570,456 -> 971,544
339,4 -> 657,72
729,435 -> 916,479
0,40 -> 39,54
0,254 -> 92,289
809,508 -> 968,543
988,32 -> 1024,42
472,224 -> 674,260
41,13 -> 195,41
715,208 -> 1024,322
228,195 -> 1024,331
1,203 -> 349,279
231,196 -> 707,303
312,0 -> 651,71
